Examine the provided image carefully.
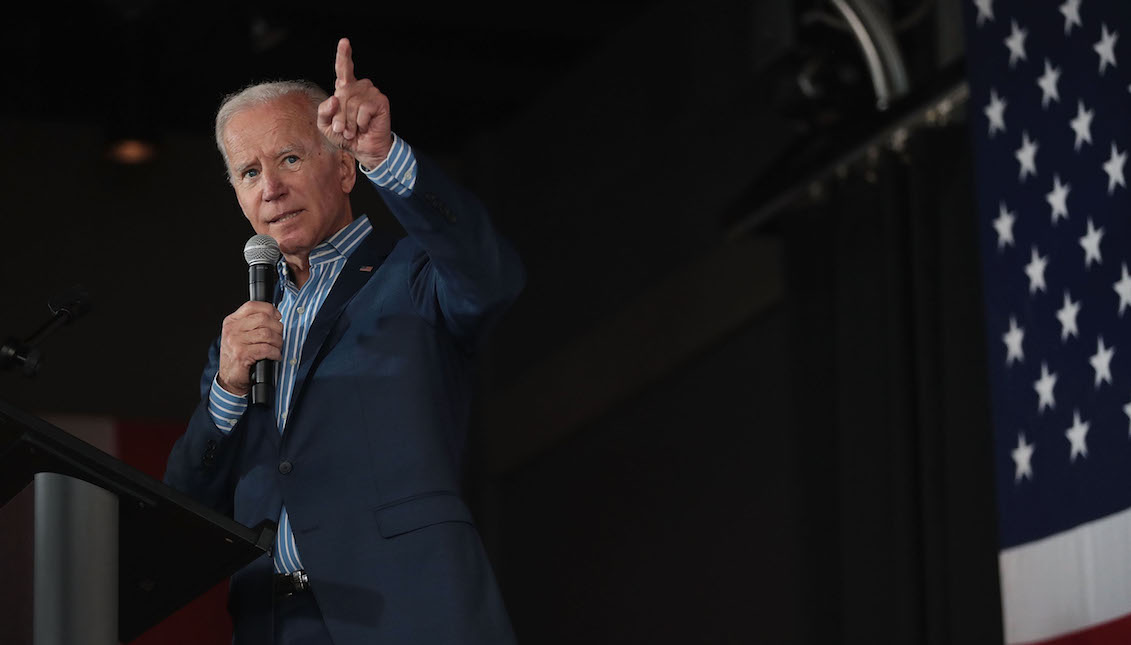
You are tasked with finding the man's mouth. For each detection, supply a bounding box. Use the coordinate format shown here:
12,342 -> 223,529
268,209 -> 303,225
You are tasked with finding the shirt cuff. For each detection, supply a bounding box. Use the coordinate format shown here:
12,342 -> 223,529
359,132 -> 418,197
208,376 -> 248,434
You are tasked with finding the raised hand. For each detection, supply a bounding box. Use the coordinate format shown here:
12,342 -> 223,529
317,37 -> 393,170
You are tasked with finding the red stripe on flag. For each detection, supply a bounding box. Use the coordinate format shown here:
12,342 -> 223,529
116,418 -> 186,481
1029,613 -> 1131,645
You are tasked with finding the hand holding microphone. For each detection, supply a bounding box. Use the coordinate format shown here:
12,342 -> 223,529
216,235 -> 282,404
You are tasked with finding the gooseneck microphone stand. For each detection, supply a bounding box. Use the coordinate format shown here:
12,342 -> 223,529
0,286 -> 116,644
0,285 -> 91,377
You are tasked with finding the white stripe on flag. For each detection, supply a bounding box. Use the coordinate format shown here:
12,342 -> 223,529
1000,505 -> 1131,644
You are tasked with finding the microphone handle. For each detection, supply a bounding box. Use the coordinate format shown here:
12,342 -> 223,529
248,263 -> 275,406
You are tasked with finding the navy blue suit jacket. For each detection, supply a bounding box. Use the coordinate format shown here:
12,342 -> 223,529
165,155 -> 523,645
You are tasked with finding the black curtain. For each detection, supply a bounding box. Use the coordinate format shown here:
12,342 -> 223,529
786,125 -> 1004,644
497,125 -> 1004,644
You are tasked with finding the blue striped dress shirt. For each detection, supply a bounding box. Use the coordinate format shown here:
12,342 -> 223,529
207,133 -> 418,573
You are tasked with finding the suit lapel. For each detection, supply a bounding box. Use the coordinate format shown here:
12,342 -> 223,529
285,231 -> 395,422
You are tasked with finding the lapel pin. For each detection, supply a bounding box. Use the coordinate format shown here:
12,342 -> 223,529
360,265 -> 374,272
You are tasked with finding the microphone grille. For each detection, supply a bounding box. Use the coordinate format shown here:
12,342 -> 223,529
244,234 -> 281,266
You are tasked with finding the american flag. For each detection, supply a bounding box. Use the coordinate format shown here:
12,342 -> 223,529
964,1 -> 1131,643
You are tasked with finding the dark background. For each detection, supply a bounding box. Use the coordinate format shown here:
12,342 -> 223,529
0,1 -> 1003,643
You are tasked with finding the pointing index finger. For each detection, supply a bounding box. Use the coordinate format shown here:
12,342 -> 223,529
335,37 -> 355,87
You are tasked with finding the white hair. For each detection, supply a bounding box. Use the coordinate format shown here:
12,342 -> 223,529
214,80 -> 334,174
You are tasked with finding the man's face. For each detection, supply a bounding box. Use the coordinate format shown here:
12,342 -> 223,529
222,95 -> 356,260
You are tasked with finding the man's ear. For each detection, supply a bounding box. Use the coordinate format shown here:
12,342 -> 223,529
340,150 -> 357,194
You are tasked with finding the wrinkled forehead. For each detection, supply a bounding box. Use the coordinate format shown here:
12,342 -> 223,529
222,95 -> 320,159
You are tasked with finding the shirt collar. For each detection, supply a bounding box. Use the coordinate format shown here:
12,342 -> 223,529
276,216 -> 373,277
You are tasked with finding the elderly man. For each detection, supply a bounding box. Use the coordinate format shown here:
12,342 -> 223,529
164,37 -> 523,645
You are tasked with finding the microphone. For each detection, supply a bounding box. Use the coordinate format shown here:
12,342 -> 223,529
244,234 -> 280,406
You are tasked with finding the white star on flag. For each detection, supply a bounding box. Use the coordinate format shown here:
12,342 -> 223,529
1069,100 -> 1093,150
1025,246 -> 1048,294
1038,59 -> 1061,108
1095,23 -> 1119,75
1090,336 -> 1116,388
1060,0 -> 1082,35
1035,362 -> 1057,412
1016,131 -> 1039,181
1079,217 -> 1104,268
986,89 -> 1007,137
1012,433 -> 1034,482
1125,397 -> 1131,436
1006,20 -> 1028,67
994,201 -> 1016,249
1065,410 -> 1090,461
1103,142 -> 1126,193
1114,263 -> 1131,315
1004,316 -> 1025,365
974,0 -> 994,27
1057,292 -> 1081,341
1046,174 -> 1070,223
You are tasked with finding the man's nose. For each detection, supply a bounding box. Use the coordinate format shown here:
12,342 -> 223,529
261,169 -> 287,202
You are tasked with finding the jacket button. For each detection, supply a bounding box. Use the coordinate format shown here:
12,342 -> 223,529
278,461 -> 293,475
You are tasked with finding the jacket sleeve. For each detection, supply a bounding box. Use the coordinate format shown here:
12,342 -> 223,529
163,338 -> 242,516
373,150 -> 526,343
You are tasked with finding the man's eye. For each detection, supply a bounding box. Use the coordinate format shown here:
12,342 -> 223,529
285,155 -> 299,164
244,168 -> 259,179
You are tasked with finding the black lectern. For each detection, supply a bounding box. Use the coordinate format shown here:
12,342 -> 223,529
0,399 -> 275,644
